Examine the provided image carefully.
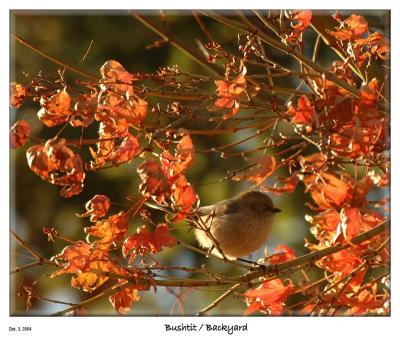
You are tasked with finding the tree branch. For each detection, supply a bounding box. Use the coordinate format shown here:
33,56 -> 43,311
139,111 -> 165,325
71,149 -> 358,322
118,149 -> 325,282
241,220 -> 388,282
11,230 -> 57,267
197,283 -> 241,316
202,11 -> 361,98
10,33 -> 99,81
51,219 -> 387,315
132,14 -> 222,77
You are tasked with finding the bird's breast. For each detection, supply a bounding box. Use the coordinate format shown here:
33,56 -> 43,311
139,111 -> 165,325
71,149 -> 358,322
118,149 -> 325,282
209,213 -> 272,259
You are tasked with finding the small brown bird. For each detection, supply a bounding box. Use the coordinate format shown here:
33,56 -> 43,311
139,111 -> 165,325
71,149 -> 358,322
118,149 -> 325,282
194,191 -> 281,259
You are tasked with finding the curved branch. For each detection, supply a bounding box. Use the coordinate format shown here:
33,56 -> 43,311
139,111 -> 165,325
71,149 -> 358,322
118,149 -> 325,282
242,219 -> 388,282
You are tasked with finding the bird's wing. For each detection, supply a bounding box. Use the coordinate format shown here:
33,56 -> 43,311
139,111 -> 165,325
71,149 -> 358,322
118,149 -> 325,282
196,198 -> 239,216
145,198 -> 239,217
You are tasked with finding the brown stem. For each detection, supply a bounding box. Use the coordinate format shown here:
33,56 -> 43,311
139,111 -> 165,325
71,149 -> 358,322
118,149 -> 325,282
241,220 -> 388,282
10,230 -> 44,261
197,283 -> 241,316
309,17 -> 365,82
202,11 -> 361,98
11,260 -> 43,274
142,87 -> 211,100
132,14 -> 222,77
51,282 -> 131,316
50,220 -> 387,316
199,121 -> 276,153
252,10 -> 280,37
10,33 -> 99,81
192,11 -> 215,42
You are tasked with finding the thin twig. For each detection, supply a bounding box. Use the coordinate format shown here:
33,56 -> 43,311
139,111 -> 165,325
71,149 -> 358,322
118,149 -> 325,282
240,220 -> 388,282
132,14 -> 222,77
11,230 -> 46,261
11,260 -> 43,274
50,220 -> 387,316
197,283 -> 241,316
202,12 -> 361,98
51,282 -> 131,316
192,11 -> 214,42
252,10 -> 280,37
11,33 -> 98,81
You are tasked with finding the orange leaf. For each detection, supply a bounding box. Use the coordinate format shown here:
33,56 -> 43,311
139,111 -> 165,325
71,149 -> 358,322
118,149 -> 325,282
100,60 -> 134,96
288,10 -> 312,41
138,158 -> 170,203
171,175 -> 198,221
37,88 -> 73,127
89,124 -> 140,169
159,131 -> 195,179
70,93 -> 96,128
214,68 -> 247,117
175,132 -> 195,173
122,223 -> 176,263
109,286 -> 141,315
26,139 -> 85,198
262,172 -> 298,194
50,241 -> 92,276
160,150 -> 180,184
26,144 -> 56,180
157,134 -> 197,218
243,278 -> 295,315
233,155 -> 276,185
308,209 -> 341,245
349,177 -> 374,207
340,207 -> 362,240
97,92 -> 148,134
243,279 -> 293,303
10,120 -> 31,149
109,133 -> 140,165
303,172 -> 350,210
354,31 -> 390,61
316,248 -> 363,275
321,98 -> 353,124
151,224 -> 177,248
269,245 -> 296,264
339,283 -> 385,315
361,210 -> 385,232
356,78 -> 379,115
292,10 -> 312,32
78,194 -> 111,222
51,241 -> 130,293
330,122 -> 385,159
299,153 -> 327,172
85,211 -> 130,249
287,95 -> 315,124
328,14 -> 368,41
346,268 -> 367,292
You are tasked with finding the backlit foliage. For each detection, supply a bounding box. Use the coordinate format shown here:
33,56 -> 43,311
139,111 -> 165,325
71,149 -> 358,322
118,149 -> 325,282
10,10 -> 389,316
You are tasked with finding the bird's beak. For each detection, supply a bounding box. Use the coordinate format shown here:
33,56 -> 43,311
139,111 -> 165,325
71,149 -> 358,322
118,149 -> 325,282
272,208 -> 282,213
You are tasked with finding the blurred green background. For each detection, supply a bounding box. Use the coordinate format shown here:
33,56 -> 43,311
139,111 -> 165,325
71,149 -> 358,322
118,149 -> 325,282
10,10 -> 389,315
